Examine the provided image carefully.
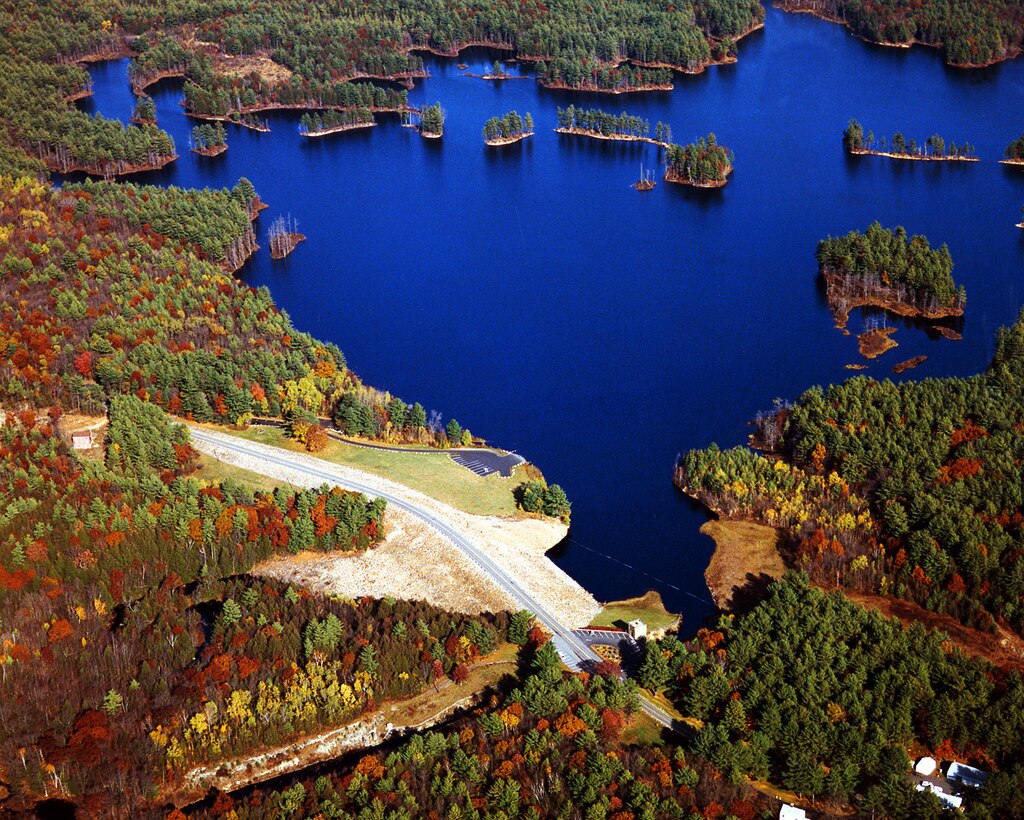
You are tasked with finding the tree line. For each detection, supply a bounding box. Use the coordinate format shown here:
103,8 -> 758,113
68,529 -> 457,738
482,110 -> 533,141
844,118 -> 976,158
556,105 -> 651,138
776,0 -> 1024,67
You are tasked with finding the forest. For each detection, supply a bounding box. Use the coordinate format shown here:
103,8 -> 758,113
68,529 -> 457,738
816,221 -> 967,315
0,0 -> 763,176
182,642 -> 777,820
677,310 -> 1024,635
0,176 -> 483,458
639,573 -> 1024,818
775,0 -> 1024,67
0,394 -> 502,813
843,119 -> 977,159
665,134 -> 734,186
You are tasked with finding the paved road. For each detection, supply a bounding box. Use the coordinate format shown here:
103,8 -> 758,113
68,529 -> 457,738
189,427 -> 679,732
249,417 -> 526,477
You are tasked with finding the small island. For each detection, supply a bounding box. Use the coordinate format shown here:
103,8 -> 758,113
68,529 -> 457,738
130,95 -> 157,126
817,221 -> 967,327
843,119 -> 978,162
190,122 -> 228,157
299,108 -> 376,138
1003,133 -> 1024,167
406,102 -> 444,138
554,105 -> 670,146
483,110 -> 534,146
268,214 -> 305,260
664,134 -> 733,187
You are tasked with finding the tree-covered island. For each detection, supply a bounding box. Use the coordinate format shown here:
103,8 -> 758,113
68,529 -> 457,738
1003,132 -> 1024,166
817,222 -> 967,326
664,133 -> 734,187
483,111 -> 534,145
190,121 -> 228,156
844,118 -> 979,162
555,105 -> 670,146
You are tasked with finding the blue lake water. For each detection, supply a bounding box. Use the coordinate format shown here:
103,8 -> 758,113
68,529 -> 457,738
76,5 -> 1024,628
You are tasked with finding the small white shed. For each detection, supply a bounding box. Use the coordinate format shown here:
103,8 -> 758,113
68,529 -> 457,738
914,756 -> 938,776
627,619 -> 647,641
71,431 -> 93,450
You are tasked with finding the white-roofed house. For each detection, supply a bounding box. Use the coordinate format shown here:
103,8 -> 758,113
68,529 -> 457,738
947,761 -> 989,789
779,804 -> 807,820
914,756 -> 938,776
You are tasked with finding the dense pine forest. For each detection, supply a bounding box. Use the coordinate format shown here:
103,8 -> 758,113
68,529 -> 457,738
678,311 -> 1024,634
774,0 -> 1024,67
639,573 -> 1024,818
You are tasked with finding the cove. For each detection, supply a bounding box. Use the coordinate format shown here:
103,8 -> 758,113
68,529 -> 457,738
74,4 -> 1024,629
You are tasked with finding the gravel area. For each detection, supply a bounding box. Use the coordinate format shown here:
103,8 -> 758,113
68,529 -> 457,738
191,428 -> 601,627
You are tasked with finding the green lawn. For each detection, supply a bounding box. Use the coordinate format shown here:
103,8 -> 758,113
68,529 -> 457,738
588,591 -> 680,631
193,452 -> 300,494
219,426 -> 528,517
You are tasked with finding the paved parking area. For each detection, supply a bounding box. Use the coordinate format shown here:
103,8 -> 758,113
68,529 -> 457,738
449,450 -> 524,477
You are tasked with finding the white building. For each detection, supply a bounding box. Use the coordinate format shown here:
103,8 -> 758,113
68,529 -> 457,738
947,761 -> 989,788
627,619 -> 647,641
779,804 -> 807,820
914,756 -> 938,776
916,781 -> 963,810
71,431 -> 93,449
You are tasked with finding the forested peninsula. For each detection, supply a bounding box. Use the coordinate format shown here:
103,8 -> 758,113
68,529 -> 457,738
774,0 -> 1024,68
664,309 -> 1024,816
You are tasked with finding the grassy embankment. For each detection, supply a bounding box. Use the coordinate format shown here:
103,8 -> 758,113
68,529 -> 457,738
589,591 -> 679,631
221,426 -> 527,517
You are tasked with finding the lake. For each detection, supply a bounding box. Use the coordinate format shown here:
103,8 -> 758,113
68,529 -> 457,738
77,4 -> 1024,629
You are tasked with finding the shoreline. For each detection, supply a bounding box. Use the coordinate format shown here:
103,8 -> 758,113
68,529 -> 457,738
822,268 -> 965,327
269,232 -> 306,259
42,153 -> 179,177
190,143 -> 227,157
420,130 -> 443,139
774,4 -> 1021,68
700,519 -> 786,612
1001,158 -> 1024,167
664,165 -> 731,188
542,79 -> 673,94
554,127 -> 667,147
301,121 -> 377,138
849,147 -> 979,162
485,131 -> 533,146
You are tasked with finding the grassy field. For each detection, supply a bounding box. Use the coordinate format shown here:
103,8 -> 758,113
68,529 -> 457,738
588,591 -> 680,631
193,452 -> 300,494
386,642 -> 520,727
700,519 -> 785,612
221,426 -> 527,517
